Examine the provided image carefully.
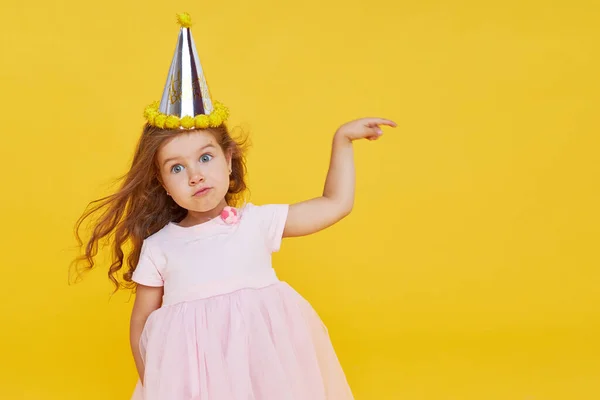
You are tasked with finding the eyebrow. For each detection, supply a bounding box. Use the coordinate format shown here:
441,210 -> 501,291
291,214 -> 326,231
162,143 -> 216,167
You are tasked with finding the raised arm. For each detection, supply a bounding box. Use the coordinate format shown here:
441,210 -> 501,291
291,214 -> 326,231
282,117 -> 397,238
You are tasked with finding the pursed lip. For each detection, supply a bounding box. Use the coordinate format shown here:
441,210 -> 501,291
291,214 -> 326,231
193,187 -> 212,196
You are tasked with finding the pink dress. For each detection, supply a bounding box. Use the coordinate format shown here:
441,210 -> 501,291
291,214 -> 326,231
130,203 -> 354,400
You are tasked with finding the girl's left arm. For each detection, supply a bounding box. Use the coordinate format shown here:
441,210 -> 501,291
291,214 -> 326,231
283,117 -> 397,238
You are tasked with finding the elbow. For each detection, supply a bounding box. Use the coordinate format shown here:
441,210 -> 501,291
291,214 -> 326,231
338,201 -> 353,219
324,196 -> 353,221
342,206 -> 353,219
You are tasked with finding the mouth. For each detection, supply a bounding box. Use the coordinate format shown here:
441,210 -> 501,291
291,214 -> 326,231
193,187 -> 212,197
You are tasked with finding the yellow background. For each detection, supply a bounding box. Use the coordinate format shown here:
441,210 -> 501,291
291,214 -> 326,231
1,0 -> 598,398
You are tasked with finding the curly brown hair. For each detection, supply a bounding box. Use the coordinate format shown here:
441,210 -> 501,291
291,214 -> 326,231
70,123 -> 249,292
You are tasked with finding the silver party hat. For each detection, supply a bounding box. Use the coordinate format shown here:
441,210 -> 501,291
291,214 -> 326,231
160,13 -> 213,117
144,13 -> 228,129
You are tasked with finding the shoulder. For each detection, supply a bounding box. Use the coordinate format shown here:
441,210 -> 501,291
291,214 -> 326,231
240,202 -> 289,252
242,202 -> 289,213
140,223 -> 172,253
240,202 -> 289,222
144,224 -> 169,242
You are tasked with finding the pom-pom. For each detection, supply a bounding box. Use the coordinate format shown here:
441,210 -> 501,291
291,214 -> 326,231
143,101 -> 159,119
215,110 -> 228,121
220,206 -> 240,224
180,116 -> 195,129
177,13 -> 192,28
195,114 -> 210,129
208,113 -> 222,127
146,110 -> 159,125
213,102 -> 229,120
165,115 -> 181,129
154,114 -> 167,129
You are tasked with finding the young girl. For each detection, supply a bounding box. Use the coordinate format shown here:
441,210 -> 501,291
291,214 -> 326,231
73,13 -> 395,400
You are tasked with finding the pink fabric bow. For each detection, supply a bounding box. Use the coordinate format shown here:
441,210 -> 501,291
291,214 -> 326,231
220,206 -> 240,224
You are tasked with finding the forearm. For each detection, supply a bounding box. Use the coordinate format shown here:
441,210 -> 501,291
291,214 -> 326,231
130,317 -> 147,384
283,118 -> 394,238
282,133 -> 355,237
322,132 -> 355,215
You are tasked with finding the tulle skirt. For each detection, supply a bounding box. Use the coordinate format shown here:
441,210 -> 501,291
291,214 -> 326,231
130,281 -> 354,400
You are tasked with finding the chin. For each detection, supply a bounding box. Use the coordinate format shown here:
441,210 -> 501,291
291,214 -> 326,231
190,198 -> 224,212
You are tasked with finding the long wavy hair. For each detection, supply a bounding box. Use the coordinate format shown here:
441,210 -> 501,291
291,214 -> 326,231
70,123 -> 249,292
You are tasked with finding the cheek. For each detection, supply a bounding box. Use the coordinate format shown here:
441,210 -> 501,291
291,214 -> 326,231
210,164 -> 231,188
161,172 -> 185,192
211,159 -> 229,177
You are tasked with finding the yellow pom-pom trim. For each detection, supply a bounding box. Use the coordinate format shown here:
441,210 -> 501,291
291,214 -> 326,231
146,110 -> 159,125
208,113 -> 222,127
195,115 -> 210,129
213,101 -> 230,120
177,13 -> 192,28
180,116 -> 195,129
143,101 -> 159,118
143,101 -> 229,130
154,114 -> 167,129
165,115 -> 181,129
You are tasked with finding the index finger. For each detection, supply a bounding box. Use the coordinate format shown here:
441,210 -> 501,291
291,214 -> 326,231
364,118 -> 397,128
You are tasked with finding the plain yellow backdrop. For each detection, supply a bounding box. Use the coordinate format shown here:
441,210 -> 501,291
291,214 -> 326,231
1,0 -> 598,399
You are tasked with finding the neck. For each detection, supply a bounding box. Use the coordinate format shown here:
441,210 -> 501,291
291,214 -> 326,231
182,198 -> 228,226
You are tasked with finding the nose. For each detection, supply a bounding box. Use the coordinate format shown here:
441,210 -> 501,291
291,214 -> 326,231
188,167 -> 205,185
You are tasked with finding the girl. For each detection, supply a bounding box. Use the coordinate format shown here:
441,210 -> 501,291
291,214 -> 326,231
72,13 -> 396,400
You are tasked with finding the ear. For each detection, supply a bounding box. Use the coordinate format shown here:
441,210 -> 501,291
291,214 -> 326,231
226,148 -> 233,172
156,173 -> 167,191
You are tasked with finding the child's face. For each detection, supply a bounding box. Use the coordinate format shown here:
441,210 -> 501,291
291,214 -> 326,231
156,131 -> 232,213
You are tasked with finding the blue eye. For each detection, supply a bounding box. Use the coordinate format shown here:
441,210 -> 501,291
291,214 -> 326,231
200,154 -> 213,163
171,164 -> 184,174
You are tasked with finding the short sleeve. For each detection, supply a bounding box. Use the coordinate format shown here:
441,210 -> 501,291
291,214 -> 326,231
250,203 -> 289,253
131,240 -> 164,287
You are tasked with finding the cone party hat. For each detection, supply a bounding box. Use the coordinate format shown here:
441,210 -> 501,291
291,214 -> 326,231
143,13 -> 229,130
